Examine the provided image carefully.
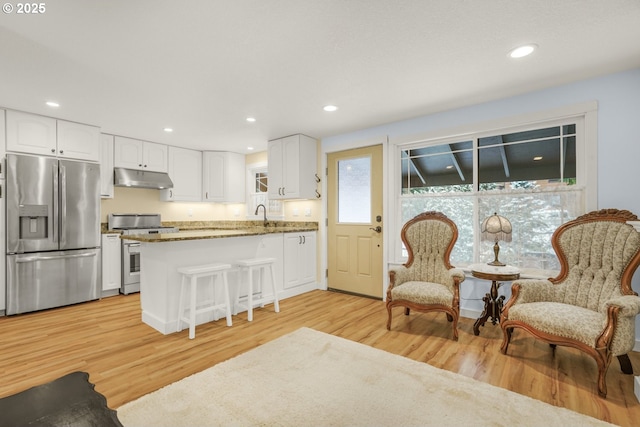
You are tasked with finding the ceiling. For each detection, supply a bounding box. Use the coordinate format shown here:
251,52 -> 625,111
1,0 -> 639,154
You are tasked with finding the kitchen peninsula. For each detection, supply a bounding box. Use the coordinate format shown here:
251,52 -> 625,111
122,222 -> 318,334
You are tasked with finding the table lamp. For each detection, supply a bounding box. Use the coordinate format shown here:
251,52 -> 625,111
481,212 -> 512,266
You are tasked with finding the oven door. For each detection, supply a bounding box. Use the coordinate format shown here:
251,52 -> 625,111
122,240 -> 141,294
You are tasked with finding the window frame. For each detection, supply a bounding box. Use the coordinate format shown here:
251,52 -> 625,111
388,102 -> 598,270
245,161 -> 284,220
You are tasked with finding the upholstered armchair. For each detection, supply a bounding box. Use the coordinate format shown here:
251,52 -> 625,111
386,211 -> 466,340
500,209 -> 640,398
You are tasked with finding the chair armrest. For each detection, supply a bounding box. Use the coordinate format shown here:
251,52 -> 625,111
449,268 -> 465,284
389,266 -> 411,289
605,295 -> 640,317
508,279 -> 555,304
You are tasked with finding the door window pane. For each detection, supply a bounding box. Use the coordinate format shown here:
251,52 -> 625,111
338,156 -> 371,223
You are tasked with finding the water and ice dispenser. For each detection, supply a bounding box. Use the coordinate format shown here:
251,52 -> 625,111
18,204 -> 49,240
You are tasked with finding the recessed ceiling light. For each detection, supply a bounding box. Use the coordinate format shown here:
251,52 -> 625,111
323,105 -> 338,112
509,44 -> 537,59
247,146 -> 254,151
46,101 -> 60,108
163,127 -> 173,133
246,117 -> 256,122
446,165 -> 454,169
533,156 -> 543,161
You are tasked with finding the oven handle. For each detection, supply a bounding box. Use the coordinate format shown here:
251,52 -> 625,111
16,252 -> 98,263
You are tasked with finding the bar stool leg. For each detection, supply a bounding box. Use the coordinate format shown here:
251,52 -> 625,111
269,264 -> 280,313
247,266 -> 254,321
177,274 -> 186,332
188,276 -> 197,339
223,271 -> 232,327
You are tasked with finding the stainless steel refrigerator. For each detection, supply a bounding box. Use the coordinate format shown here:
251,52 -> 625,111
6,153 -> 101,315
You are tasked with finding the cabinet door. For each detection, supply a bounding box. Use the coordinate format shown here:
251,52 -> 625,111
57,120 -> 101,162
143,141 -> 168,172
114,136 -> 144,169
202,152 -> 225,201
162,146 -> 202,201
267,140 -> 284,199
283,233 -> 302,289
281,135 -> 300,197
6,110 -> 57,156
101,234 -> 122,292
225,152 -> 246,203
283,232 -> 317,289
300,232 -> 317,284
100,134 -> 114,198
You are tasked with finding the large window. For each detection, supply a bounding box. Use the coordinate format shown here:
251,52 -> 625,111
395,114 -> 593,274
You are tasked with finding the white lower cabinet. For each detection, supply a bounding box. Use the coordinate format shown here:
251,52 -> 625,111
283,232 -> 316,290
102,234 -> 122,295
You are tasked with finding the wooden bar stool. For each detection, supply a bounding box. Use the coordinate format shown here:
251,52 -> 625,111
177,263 -> 233,339
234,257 -> 279,321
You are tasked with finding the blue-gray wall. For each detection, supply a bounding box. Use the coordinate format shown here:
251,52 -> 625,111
322,67 -> 640,340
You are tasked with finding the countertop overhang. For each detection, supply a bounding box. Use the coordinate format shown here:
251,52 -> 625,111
117,222 -> 318,243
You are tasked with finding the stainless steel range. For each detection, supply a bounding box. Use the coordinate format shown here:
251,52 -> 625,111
107,213 -> 178,294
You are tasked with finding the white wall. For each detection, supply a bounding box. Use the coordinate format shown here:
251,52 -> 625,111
322,67 -> 640,340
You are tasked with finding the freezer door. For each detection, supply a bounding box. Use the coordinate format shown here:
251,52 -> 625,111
59,160 -> 101,250
6,154 -> 59,253
6,249 -> 101,315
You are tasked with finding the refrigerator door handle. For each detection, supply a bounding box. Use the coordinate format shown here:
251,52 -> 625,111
59,163 -> 67,247
16,252 -> 98,263
52,162 -> 59,246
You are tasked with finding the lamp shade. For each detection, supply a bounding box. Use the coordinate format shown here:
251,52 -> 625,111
481,213 -> 512,242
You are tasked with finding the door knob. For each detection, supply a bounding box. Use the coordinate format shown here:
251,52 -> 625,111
369,226 -> 382,233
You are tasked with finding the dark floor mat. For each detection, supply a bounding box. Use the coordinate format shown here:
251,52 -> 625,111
0,371 -> 123,427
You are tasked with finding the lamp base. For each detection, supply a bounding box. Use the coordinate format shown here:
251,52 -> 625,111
487,241 -> 506,267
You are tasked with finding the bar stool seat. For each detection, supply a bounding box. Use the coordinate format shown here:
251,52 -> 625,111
177,262 -> 233,339
234,257 -> 279,321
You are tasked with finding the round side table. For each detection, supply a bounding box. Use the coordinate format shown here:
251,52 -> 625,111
469,263 -> 520,336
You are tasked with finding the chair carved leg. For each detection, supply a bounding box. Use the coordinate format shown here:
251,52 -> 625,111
451,315 -> 459,341
618,354 -> 633,375
386,304 -> 393,331
595,348 -> 612,398
500,326 -> 512,354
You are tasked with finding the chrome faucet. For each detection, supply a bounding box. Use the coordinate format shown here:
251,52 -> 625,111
255,204 -> 268,226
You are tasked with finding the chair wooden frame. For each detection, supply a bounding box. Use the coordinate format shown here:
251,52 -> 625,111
500,209 -> 640,398
386,211 -> 463,340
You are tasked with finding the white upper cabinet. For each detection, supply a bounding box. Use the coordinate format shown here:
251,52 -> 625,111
6,110 -> 100,161
161,146 -> 202,202
100,134 -> 115,198
268,134 -> 318,199
114,136 -> 168,173
202,151 -> 245,203
57,120 -> 101,162
6,110 -> 56,156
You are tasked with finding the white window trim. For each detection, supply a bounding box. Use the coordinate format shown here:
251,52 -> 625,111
388,102 -> 598,265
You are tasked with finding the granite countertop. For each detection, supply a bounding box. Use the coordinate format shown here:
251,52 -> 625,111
102,220 -> 318,243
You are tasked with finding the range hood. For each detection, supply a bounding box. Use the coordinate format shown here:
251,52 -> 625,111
114,168 -> 174,189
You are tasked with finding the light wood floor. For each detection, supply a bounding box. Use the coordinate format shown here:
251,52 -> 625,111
1,290 -> 639,425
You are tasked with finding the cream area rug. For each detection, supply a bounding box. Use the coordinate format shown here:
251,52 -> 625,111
117,327 -> 614,427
